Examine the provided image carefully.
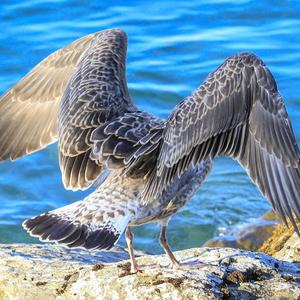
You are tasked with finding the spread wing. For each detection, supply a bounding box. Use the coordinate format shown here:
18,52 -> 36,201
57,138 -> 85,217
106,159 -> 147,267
144,52 -> 300,231
0,32 -> 98,161
0,29 -> 138,191
58,29 -> 137,190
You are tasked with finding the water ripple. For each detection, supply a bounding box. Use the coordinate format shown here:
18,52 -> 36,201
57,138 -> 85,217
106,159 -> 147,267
0,0 -> 299,253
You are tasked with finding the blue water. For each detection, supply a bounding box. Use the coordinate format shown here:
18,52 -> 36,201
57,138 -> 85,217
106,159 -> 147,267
0,0 -> 300,254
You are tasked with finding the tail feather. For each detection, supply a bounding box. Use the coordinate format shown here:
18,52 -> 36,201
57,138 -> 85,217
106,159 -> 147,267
23,200 -> 133,250
23,171 -> 142,250
23,212 -> 124,250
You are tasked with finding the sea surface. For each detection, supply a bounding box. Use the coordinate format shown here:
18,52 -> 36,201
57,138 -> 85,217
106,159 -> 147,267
0,0 -> 299,254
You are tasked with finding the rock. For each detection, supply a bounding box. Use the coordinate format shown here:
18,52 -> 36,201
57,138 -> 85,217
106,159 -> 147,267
260,222 -> 300,263
1,244 -> 300,299
204,210 -> 278,251
274,232 -> 300,262
203,235 -> 240,249
261,210 -> 278,221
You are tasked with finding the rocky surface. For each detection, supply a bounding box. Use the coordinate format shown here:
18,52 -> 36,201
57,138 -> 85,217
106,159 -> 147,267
274,231 -> 300,262
260,222 -> 300,263
1,243 -> 300,299
204,210 -> 278,251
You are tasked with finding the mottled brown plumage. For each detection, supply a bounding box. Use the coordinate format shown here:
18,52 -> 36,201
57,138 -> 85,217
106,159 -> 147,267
58,30 -> 137,190
0,29 -> 299,273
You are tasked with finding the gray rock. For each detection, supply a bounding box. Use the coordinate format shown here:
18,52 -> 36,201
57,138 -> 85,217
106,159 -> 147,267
0,244 -> 299,300
273,232 -> 300,263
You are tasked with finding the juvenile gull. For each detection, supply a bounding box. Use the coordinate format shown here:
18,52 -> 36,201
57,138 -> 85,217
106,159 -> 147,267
0,29 -> 299,273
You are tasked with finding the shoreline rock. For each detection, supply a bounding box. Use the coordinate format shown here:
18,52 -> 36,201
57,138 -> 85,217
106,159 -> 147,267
1,244 -> 300,299
260,222 -> 300,263
203,210 -> 278,251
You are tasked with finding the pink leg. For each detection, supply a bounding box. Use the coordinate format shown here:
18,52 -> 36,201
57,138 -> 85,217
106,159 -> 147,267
159,223 -> 181,269
159,221 -> 207,270
125,227 -> 138,273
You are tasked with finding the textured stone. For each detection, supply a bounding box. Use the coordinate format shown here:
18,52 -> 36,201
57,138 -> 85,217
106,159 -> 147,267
274,232 -> 300,262
0,244 -> 300,299
260,220 -> 300,263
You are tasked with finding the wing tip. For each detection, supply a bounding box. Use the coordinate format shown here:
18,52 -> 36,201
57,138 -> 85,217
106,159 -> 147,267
99,28 -> 128,45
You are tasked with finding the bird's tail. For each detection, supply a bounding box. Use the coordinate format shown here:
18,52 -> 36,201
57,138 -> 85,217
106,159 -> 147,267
23,173 -> 142,250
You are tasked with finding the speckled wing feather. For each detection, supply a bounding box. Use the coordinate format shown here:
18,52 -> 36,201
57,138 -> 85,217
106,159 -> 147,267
58,29 -> 137,190
91,111 -> 165,178
0,32 -> 98,161
144,52 -> 300,231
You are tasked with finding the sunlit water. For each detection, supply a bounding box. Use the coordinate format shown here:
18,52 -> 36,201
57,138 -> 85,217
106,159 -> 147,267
0,0 -> 299,254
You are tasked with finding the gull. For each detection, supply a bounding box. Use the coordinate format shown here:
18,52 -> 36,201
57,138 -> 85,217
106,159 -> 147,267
0,29 -> 299,273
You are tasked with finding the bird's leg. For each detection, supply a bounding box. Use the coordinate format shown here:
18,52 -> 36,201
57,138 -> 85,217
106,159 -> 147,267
159,222 -> 181,269
125,226 -> 138,273
159,222 -> 207,270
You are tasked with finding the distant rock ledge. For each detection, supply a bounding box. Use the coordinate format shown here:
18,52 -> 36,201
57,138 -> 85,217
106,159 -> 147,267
204,210 -> 278,251
0,244 -> 300,300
